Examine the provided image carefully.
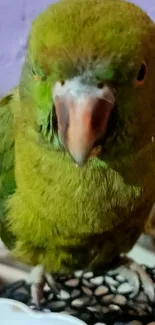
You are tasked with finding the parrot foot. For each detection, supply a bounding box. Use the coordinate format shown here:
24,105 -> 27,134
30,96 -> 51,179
108,257 -> 155,301
27,265 -> 60,308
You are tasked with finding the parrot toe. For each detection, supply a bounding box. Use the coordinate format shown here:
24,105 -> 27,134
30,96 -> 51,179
107,257 -> 155,301
27,264 -> 60,308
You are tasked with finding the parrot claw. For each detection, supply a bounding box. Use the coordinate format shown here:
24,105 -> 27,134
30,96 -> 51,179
108,257 -> 155,301
27,265 -> 60,308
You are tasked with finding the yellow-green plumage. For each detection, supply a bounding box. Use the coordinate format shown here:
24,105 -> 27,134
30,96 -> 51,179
0,91 -> 17,249
1,0 -> 155,274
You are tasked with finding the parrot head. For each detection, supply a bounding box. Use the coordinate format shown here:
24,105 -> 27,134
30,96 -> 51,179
20,0 -> 155,167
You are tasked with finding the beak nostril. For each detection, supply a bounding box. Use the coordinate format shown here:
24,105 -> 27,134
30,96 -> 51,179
60,80 -> 65,86
97,82 -> 104,89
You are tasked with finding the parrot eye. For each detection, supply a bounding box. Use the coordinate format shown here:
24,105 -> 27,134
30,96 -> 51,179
32,67 -> 40,81
136,62 -> 147,86
32,67 -> 46,81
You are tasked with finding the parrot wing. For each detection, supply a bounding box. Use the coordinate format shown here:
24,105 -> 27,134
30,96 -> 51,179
0,89 -> 17,249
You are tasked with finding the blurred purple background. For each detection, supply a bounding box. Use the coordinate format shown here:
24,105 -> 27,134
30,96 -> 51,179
0,0 -> 155,97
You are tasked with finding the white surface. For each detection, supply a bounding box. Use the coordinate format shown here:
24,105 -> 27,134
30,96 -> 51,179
0,299 -> 86,325
128,244 -> 155,267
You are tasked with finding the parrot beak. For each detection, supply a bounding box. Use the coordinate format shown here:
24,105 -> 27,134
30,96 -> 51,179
53,79 -> 115,166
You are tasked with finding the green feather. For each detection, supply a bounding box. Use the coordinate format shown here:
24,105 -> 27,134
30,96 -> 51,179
0,90 -> 17,249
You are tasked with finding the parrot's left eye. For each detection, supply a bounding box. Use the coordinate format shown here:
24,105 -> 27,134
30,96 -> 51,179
136,62 -> 147,86
32,67 -> 46,82
32,67 -> 40,81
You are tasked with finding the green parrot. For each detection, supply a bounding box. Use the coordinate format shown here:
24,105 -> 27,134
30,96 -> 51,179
1,0 -> 155,304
